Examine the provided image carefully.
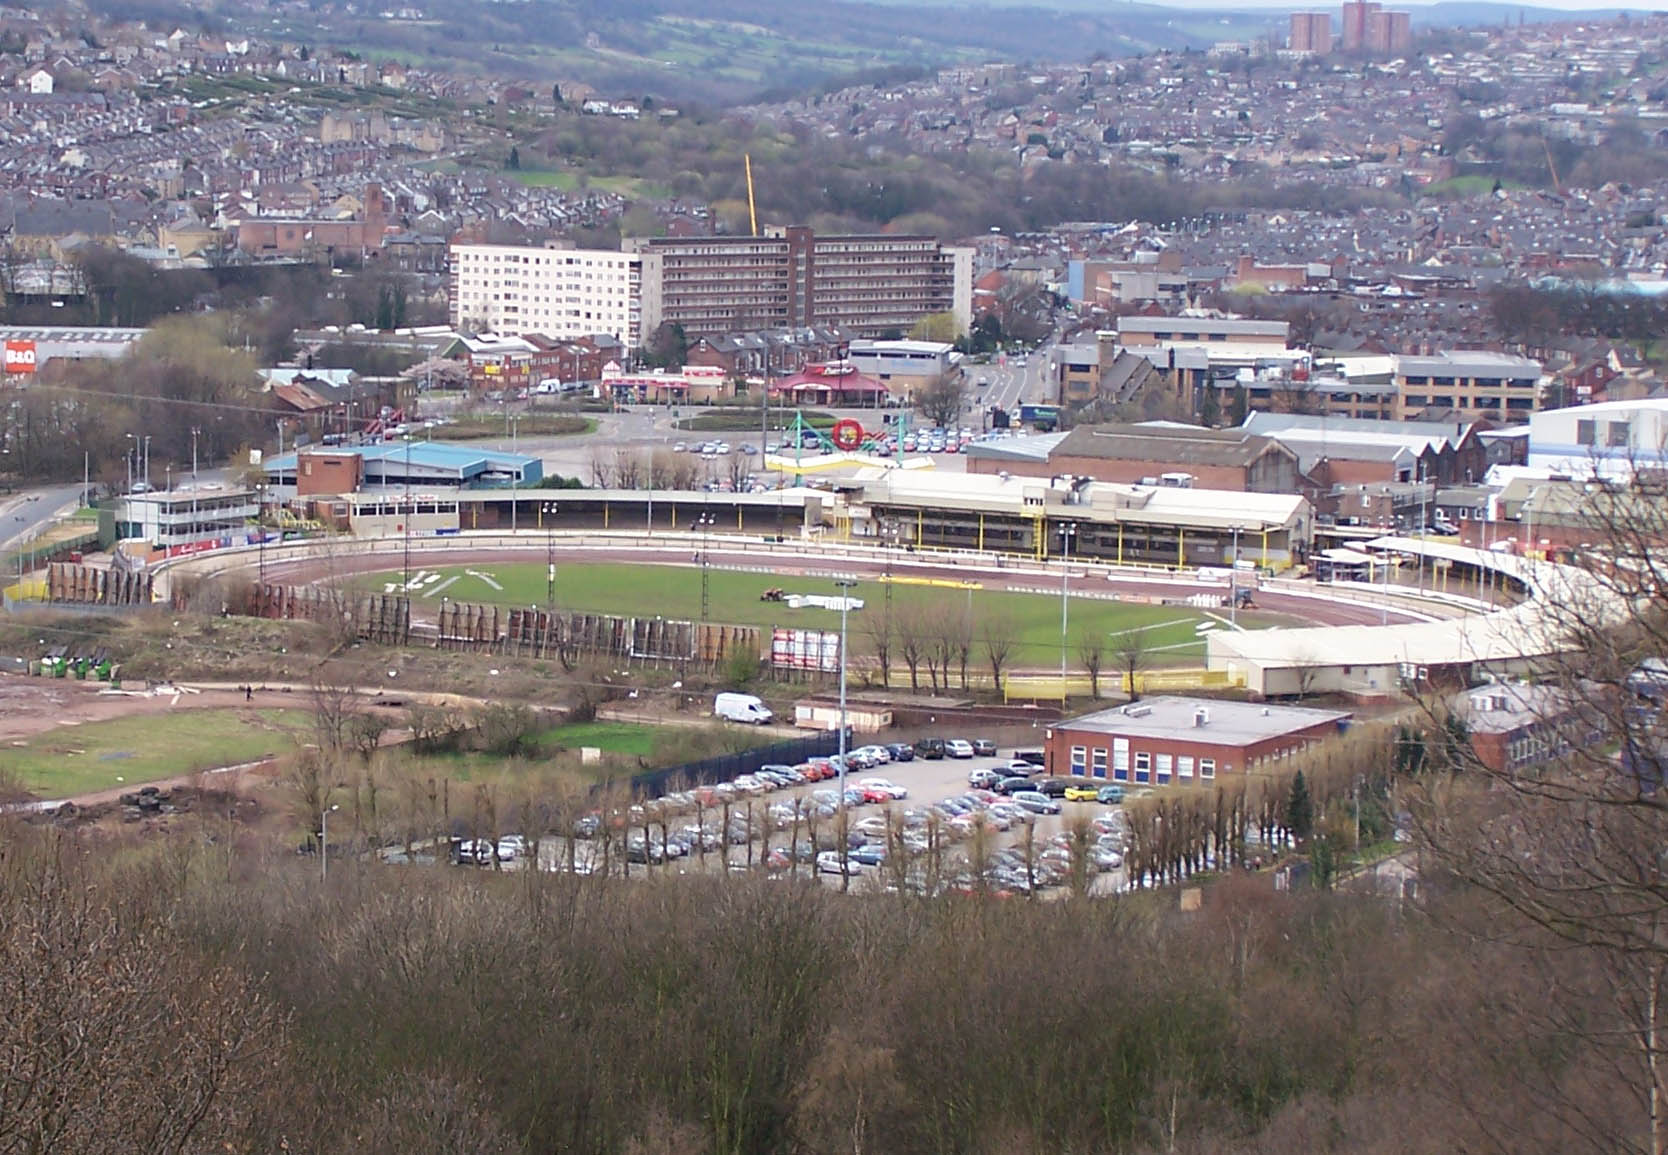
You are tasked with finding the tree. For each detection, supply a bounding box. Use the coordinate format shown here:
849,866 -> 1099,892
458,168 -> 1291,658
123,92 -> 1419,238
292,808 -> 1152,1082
1229,385 -> 1249,426
507,146 -> 521,171
859,613 -> 893,688
1078,631 -> 1106,699
1200,383 -> 1221,427
552,82 -> 563,105
916,372 -> 967,429
1286,770 -> 1314,844
1113,626 -> 1151,701
980,615 -> 1017,696
909,311 -> 960,343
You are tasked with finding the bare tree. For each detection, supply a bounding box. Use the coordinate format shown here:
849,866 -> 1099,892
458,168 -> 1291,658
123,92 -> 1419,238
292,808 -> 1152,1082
896,613 -> 925,692
981,614 -> 1018,696
1113,625 -> 1152,701
858,612 -> 893,689
915,372 -> 967,429
1078,630 -> 1106,699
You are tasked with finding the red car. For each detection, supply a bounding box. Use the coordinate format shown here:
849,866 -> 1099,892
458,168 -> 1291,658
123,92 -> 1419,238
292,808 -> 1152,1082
859,785 -> 894,804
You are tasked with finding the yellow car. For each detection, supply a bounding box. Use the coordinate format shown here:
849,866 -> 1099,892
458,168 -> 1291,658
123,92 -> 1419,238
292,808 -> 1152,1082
1063,782 -> 1101,802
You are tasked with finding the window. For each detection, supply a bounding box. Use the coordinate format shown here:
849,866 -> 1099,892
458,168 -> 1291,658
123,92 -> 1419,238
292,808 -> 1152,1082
1156,753 -> 1173,784
1092,747 -> 1108,779
1113,738 -> 1130,782
1608,422 -> 1631,448
1577,419 -> 1597,447
1134,751 -> 1151,784
1200,758 -> 1216,779
1178,755 -> 1194,778
1070,746 -> 1087,772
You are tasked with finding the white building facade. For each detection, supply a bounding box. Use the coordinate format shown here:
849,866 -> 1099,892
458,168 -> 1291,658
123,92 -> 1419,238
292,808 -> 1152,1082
1528,399 -> 1668,480
449,242 -> 642,348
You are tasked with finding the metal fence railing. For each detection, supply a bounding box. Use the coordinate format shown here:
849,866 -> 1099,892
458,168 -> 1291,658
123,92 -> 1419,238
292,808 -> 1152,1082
616,728 -> 852,800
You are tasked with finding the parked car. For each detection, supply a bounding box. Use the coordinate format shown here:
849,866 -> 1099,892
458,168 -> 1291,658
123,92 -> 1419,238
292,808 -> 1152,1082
914,737 -> 946,760
884,743 -> 915,762
968,768 -> 1004,789
1034,777 -> 1074,798
857,777 -> 908,800
1012,749 -> 1047,767
816,850 -> 864,876
850,844 -> 888,867
1063,781 -> 1102,802
1012,791 -> 1063,815
993,776 -> 1034,796
971,739 -> 997,757
1097,785 -> 1125,805
945,739 -> 975,759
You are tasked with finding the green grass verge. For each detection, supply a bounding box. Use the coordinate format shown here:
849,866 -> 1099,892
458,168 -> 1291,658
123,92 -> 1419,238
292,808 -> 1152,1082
3,708 -> 311,799
538,721 -> 658,757
380,562 -> 1289,668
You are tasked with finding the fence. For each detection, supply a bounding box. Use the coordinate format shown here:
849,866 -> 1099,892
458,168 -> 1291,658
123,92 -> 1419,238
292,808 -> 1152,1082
619,729 -> 851,800
45,563 -> 153,607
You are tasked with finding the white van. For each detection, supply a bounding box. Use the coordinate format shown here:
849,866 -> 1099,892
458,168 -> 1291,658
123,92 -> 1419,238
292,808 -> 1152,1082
534,377 -> 562,394
714,692 -> 773,725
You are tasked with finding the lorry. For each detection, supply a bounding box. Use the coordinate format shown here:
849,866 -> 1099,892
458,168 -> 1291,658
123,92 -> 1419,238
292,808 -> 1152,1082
714,692 -> 774,725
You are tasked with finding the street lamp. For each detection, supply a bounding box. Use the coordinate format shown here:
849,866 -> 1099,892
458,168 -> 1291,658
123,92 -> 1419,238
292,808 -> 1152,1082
695,510 -> 716,620
142,435 -> 151,491
1058,522 -> 1078,706
320,802 -> 340,883
402,433 -> 413,591
124,432 -> 135,492
835,576 -> 857,891
542,502 -> 558,610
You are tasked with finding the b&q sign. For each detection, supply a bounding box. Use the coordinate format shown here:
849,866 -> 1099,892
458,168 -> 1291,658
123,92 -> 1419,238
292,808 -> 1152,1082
3,340 -> 36,374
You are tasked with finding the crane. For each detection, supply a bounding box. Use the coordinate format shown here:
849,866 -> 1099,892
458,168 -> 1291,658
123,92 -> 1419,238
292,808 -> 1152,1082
1542,137 -> 1564,197
744,153 -> 758,237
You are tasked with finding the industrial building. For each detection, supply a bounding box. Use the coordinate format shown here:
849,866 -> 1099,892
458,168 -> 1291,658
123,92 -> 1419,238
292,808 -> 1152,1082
846,339 -> 959,398
965,424 -> 1302,494
1392,350 -> 1544,422
1044,697 -> 1352,783
262,441 -> 542,497
847,470 -> 1312,569
1527,398 -> 1668,481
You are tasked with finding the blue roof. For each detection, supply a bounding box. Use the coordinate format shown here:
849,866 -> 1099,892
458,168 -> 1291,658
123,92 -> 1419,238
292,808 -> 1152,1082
265,439 -> 539,474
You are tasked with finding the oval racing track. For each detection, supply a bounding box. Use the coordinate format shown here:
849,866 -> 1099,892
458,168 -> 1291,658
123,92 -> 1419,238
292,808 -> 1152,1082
179,533 -> 1443,630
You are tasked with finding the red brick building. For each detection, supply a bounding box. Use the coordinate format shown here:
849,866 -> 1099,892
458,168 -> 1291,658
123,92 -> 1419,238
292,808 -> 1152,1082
1044,697 -> 1352,785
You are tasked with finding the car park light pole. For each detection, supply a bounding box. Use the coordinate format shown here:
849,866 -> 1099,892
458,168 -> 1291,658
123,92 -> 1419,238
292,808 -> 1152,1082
696,510 -> 716,621
542,502 -> 558,612
835,576 -> 856,890
1058,522 -> 1078,705
320,802 -> 339,884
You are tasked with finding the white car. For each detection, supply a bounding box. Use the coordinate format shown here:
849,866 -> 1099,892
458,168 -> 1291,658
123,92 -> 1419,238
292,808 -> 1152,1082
857,777 -> 908,800
945,739 -> 975,759
853,744 -> 891,764
816,850 -> 864,876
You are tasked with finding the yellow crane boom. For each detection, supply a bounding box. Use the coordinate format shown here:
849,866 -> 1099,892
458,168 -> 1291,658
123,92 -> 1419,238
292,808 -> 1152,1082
744,153 -> 758,237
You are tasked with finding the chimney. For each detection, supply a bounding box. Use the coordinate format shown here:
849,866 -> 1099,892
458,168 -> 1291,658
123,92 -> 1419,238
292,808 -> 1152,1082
1193,708 -> 1209,727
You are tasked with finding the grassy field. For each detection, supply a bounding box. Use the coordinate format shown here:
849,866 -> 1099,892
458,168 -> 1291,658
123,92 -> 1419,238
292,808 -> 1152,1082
382,563 -> 1287,668
511,169 -> 672,199
538,720 -> 659,757
4,709 -> 311,799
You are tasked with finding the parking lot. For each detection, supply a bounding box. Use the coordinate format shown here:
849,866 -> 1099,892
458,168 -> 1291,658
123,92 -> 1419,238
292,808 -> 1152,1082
454,737 -> 1134,897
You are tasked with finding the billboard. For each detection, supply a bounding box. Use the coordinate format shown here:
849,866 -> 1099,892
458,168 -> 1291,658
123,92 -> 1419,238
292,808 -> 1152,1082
771,627 -> 840,673
3,339 -> 36,374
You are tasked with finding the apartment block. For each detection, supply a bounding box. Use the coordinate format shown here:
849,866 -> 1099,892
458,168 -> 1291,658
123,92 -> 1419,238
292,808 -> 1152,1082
1393,351 -> 1543,422
449,242 -> 642,348
1290,11 -> 1333,54
635,227 -> 974,340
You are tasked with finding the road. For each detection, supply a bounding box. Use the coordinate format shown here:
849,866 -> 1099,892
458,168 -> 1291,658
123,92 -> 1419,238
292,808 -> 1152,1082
0,483 -> 86,554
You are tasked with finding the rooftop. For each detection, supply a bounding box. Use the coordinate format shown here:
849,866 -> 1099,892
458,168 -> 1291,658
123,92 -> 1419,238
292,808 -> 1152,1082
1059,696 -> 1352,744
1052,424 -> 1287,468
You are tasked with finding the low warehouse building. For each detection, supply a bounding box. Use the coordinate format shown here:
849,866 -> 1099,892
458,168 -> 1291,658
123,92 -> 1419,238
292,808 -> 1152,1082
1043,696 -> 1352,783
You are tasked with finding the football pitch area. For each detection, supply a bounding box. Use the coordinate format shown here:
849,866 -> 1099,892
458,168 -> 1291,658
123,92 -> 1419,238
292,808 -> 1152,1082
372,562 -> 1295,667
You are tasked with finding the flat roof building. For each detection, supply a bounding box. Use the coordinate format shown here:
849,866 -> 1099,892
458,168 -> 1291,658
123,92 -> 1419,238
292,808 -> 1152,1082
262,440 -> 542,496
1393,350 -> 1543,423
1527,399 -> 1668,481
850,469 -> 1311,569
1045,696 -> 1352,783
449,242 -> 643,348
115,485 -> 259,556
635,228 -> 974,340
965,423 -> 1301,494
